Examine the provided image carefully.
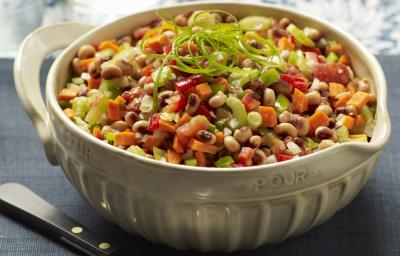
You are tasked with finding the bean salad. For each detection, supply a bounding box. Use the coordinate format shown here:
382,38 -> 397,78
58,10 -> 376,167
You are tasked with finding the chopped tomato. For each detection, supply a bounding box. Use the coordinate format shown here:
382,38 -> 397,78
313,63 -> 350,85
277,154 -> 293,162
241,91 -> 261,111
175,74 -> 205,91
148,114 -> 160,131
195,105 -> 215,121
238,147 -> 255,163
280,74 -> 308,93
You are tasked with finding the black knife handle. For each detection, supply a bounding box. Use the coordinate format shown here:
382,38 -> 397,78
0,183 -> 120,256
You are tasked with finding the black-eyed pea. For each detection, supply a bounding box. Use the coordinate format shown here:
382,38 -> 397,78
306,91 -> 321,105
224,136 -> 240,152
78,45 -> 96,59
278,17 -> 290,28
111,121 -> 128,132
101,125 -> 113,134
124,112 -> 138,127
197,130 -> 216,144
316,104 -> 333,117
208,91 -> 227,108
174,14 -> 188,26
115,59 -> 134,76
233,126 -> 252,143
293,115 -> 310,137
273,123 -> 298,138
72,57 -> 82,75
304,27 -> 321,41
263,88 -> 275,107
144,83 -> 154,95
253,149 -> 268,165
358,79 -> 370,92
315,126 -> 337,142
278,110 -> 294,123
88,59 -> 102,79
185,93 -> 200,115
132,120 -> 149,133
249,135 -> 261,148
101,64 -> 122,80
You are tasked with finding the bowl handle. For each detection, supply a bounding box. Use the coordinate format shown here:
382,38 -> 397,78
13,22 -> 94,165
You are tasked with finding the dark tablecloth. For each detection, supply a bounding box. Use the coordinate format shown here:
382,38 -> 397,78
0,57 -> 399,256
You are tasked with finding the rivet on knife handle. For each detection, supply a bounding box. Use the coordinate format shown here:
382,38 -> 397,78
0,183 -> 120,256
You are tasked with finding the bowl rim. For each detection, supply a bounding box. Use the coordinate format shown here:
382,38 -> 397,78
46,0 -> 391,173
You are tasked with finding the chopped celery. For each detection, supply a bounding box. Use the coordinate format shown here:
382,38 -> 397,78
160,112 -> 176,122
229,69 -> 259,88
99,78 -> 122,99
153,147 -> 166,160
261,68 -> 280,85
84,96 -> 108,125
239,16 -> 272,31
295,51 -> 312,77
286,24 -> 315,47
215,156 -> 234,168
360,105 -> 374,125
95,48 -> 115,58
305,137 -> 318,150
140,95 -> 153,113
208,124 -> 219,134
104,132 -> 115,144
336,126 -> 350,143
326,52 -> 339,63
247,111 -> 262,129
275,94 -> 290,113
71,96 -> 89,119
127,145 -> 146,156
184,159 -> 198,166
72,77 -> 84,85
260,128 -> 276,147
288,51 -> 298,65
152,66 -> 172,87
226,96 -> 247,127
215,119 -> 227,130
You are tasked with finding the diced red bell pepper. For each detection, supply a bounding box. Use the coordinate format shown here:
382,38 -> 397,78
280,74 -> 309,93
241,91 -> 261,111
162,94 -> 187,113
195,104 -> 216,121
175,74 -> 205,92
164,43 -> 172,54
148,113 -> 160,131
234,162 -> 246,168
277,154 -> 293,162
301,45 -> 321,55
239,147 -> 255,163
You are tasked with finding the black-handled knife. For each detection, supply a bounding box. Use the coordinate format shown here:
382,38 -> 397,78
0,183 -> 120,256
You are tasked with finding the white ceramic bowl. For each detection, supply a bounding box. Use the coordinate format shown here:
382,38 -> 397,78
14,1 -> 390,252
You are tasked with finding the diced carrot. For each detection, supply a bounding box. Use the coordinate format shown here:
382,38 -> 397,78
57,88 -> 79,101
79,58 -> 94,72
308,111 -> 330,134
176,116 -> 210,138
88,78 -> 101,89
176,133 -> 190,146
63,108 -> 75,119
195,151 -> 207,167
167,149 -> 182,164
114,95 -> 126,104
338,54 -> 350,65
115,132 -> 136,146
98,40 -> 120,52
335,94 -> 352,108
292,88 -> 308,113
238,147 -> 255,163
141,66 -> 154,76
353,115 -> 365,129
272,138 -> 281,156
92,127 -> 104,140
278,37 -> 295,51
329,83 -> 347,97
259,106 -> 277,128
159,119 -> 176,134
107,100 -> 121,121
173,135 -> 184,154
346,91 -> 370,110
213,77 -> 229,91
215,131 -> 224,145
188,139 -> 219,154
349,134 -> 368,142
341,115 -> 354,130
175,113 -> 191,129
196,83 -> 212,101
142,136 -> 162,151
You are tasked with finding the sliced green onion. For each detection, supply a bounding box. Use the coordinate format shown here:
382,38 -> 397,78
140,95 -> 153,113
210,84 -> 225,96
288,51 -> 298,65
275,93 -> 290,113
226,96 -> 247,127
261,68 -> 280,85
160,112 -> 176,122
326,52 -> 339,63
208,123 -> 219,134
184,158 -> 198,166
259,128 -> 276,147
215,156 -> 234,167
127,145 -> 146,156
247,111 -> 262,129
286,24 -> 315,47
152,66 -> 172,88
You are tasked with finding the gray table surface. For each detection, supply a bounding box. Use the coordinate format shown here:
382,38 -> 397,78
0,57 -> 399,255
